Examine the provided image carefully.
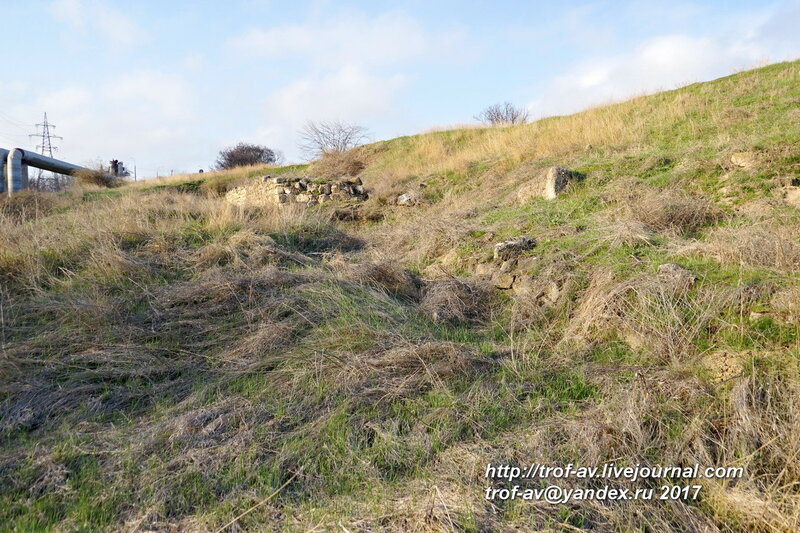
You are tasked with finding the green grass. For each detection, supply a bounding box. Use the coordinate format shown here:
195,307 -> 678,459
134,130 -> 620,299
2,59 -> 800,532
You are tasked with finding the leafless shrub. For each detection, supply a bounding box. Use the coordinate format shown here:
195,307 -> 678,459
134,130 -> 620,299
298,120 -> 369,160
474,102 -> 530,126
420,278 -> 492,324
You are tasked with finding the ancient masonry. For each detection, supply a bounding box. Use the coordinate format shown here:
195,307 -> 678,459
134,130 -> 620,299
225,176 -> 368,207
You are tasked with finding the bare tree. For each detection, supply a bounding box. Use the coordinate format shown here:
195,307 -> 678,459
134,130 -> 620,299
215,142 -> 279,170
298,120 -> 369,160
474,102 -> 530,126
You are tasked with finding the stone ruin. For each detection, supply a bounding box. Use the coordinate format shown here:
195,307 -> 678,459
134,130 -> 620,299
225,175 -> 368,207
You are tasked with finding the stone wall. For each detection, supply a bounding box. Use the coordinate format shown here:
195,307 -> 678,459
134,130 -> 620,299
225,176 -> 368,207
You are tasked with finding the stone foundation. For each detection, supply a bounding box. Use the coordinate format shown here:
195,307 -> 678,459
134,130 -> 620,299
225,176 -> 368,207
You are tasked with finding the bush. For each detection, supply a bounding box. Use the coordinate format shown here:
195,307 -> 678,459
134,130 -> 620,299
214,142 -> 281,170
74,169 -> 123,188
474,102 -> 530,125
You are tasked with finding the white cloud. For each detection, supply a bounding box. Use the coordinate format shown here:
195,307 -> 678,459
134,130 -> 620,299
8,70 -> 203,175
253,66 -> 405,159
229,10 -> 467,67
527,4 -> 800,118
50,0 -> 145,46
230,9 -> 465,160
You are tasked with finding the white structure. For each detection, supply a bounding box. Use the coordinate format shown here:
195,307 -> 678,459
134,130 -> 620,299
1,146 -> 89,196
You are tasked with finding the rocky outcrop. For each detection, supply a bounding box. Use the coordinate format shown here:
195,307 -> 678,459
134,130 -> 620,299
226,175 -> 367,207
478,236 -> 537,290
517,166 -> 577,203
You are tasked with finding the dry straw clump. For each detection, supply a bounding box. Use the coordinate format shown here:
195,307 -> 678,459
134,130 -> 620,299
703,223 -> 800,272
420,278 -> 492,324
564,268 -> 736,362
595,219 -> 658,249
0,190 -> 56,223
345,261 -> 421,301
342,341 -> 490,404
308,150 -> 366,178
612,183 -> 723,234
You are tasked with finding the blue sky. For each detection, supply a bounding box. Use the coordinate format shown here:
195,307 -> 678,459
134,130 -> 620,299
0,0 -> 798,177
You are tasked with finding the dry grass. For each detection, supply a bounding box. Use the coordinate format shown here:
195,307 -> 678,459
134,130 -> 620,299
343,262 -> 421,301
74,168 -> 124,188
308,150 -> 366,178
595,219 -> 659,248
3,60 -> 800,532
611,182 -> 723,234
703,223 -> 800,272
420,278 -> 492,324
361,85 -> 710,192
564,268 -> 739,363
0,190 -> 57,223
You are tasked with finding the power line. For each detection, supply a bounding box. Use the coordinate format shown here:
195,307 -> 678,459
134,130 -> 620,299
0,110 -> 30,130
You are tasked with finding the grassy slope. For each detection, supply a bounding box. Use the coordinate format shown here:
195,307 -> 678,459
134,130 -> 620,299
1,60 -> 799,532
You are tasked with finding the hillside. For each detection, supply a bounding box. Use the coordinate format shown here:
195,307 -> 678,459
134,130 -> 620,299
1,60 -> 799,532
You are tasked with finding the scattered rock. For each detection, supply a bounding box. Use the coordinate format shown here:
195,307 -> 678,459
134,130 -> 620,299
474,263 -> 495,277
492,272 -> 515,290
730,151 -> 757,169
703,350 -> 744,384
749,310 -> 770,321
515,256 -> 538,272
396,192 -> 418,207
544,167 -> 575,200
517,166 -> 577,203
783,186 -> 800,208
657,263 -> 697,290
511,276 -> 534,297
493,236 -> 536,262
511,276 -> 562,305
543,281 -> 561,304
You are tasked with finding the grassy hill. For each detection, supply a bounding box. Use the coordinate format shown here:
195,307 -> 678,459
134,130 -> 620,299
1,60 -> 799,532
